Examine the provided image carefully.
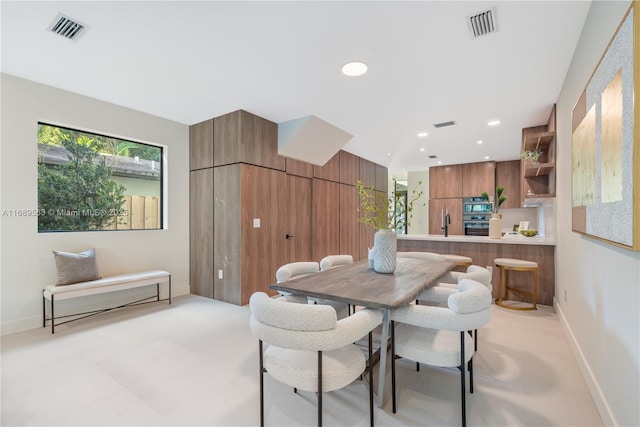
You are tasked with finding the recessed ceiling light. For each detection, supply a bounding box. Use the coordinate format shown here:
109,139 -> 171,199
387,152 -> 391,156
477,140 -> 483,144
484,156 -> 490,160
417,132 -> 428,138
437,161 -> 442,165
487,120 -> 501,126
341,61 -> 368,77
419,148 -> 426,152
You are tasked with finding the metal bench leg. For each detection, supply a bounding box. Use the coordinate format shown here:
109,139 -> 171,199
51,295 -> 55,334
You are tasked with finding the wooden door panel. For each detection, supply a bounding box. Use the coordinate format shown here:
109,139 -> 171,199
339,184 -> 359,259
190,168 -> 214,298
312,179 -> 340,261
496,160 -> 521,209
286,175 -> 312,262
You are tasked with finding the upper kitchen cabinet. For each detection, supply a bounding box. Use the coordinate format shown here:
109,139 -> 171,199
359,158 -> 377,188
213,110 -> 286,171
429,164 -> 463,199
189,119 -> 214,170
314,151 -> 341,182
462,161 -> 495,197
285,157 -> 314,178
521,105 -> 556,205
496,160 -> 522,209
376,164 -> 389,193
339,150 -> 359,185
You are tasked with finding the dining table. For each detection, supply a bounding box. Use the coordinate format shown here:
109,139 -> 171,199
269,256 -> 456,407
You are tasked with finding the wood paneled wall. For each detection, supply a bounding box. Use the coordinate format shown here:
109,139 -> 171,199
190,109 -> 389,306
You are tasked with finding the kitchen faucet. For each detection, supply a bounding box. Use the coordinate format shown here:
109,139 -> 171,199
441,209 -> 450,237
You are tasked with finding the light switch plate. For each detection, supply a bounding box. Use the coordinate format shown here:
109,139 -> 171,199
253,218 -> 260,228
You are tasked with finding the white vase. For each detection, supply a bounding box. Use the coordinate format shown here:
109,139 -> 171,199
489,214 -> 502,239
373,228 -> 397,273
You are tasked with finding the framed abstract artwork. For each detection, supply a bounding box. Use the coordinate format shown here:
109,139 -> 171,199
571,2 -> 639,251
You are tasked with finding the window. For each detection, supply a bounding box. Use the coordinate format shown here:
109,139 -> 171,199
37,123 -> 163,232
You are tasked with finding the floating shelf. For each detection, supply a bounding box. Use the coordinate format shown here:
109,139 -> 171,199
523,131 -> 555,151
524,163 -> 555,177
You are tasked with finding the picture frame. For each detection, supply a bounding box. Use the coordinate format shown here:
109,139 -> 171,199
519,221 -> 530,231
571,2 -> 639,251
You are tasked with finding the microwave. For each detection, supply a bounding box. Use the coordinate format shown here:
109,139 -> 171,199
463,197 -> 493,213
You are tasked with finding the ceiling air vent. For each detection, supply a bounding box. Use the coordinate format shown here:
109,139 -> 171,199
433,121 -> 456,128
428,155 -> 438,159
48,14 -> 86,40
467,8 -> 498,38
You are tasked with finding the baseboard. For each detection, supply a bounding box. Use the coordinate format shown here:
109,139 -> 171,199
554,297 -> 616,426
1,284 -> 190,336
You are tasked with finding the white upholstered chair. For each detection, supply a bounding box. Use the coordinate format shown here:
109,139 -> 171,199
390,279 -> 492,427
275,261 -> 319,297
417,265 -> 492,352
275,261 -> 348,318
319,254 -> 354,271
276,262 -> 319,283
250,292 -> 382,427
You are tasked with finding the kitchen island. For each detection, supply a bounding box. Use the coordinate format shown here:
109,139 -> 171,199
398,233 -> 555,305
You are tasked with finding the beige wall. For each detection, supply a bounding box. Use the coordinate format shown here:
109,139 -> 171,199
555,2 -> 640,426
0,74 -> 190,334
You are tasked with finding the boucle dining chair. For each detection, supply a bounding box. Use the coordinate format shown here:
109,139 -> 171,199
390,279 -> 492,427
249,291 -> 382,427
417,265 -> 492,351
275,261 -> 319,296
276,261 -> 348,318
319,254 -> 353,271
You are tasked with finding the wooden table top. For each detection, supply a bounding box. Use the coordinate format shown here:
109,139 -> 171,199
269,257 -> 455,309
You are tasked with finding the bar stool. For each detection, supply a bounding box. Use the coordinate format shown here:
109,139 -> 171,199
494,258 -> 538,310
442,254 -> 473,270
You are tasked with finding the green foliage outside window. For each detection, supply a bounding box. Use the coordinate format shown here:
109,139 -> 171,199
37,123 -> 162,232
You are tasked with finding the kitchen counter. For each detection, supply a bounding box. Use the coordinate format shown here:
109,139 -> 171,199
398,233 -> 556,305
399,233 -> 555,246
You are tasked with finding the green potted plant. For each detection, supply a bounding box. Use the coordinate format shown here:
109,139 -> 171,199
480,186 -> 506,215
481,186 -> 507,239
356,180 -> 424,273
520,149 -> 543,163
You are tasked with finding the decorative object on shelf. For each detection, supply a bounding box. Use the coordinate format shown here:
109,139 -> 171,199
571,3 -> 639,252
481,186 -> 506,239
520,149 -> 543,163
356,180 -> 424,273
520,229 -> 539,237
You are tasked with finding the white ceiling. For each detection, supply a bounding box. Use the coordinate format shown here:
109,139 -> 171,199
1,1 -> 591,173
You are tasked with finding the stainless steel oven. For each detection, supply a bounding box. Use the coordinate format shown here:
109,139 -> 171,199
463,197 -> 492,236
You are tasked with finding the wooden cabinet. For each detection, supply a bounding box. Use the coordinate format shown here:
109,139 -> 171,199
312,179 -> 341,260
191,109 -> 390,305
285,157 -> 314,178
339,184 -> 360,258
496,160 -> 521,209
429,164 -> 463,199
339,150 -> 359,185
213,164 -> 288,305
462,161 -> 495,197
521,105 -> 556,205
359,158 -> 377,188
189,119 -> 214,170
376,164 -> 389,193
285,175 -> 312,262
213,110 -> 285,171
428,198 -> 462,235
189,168 -> 214,298
314,151 -> 340,182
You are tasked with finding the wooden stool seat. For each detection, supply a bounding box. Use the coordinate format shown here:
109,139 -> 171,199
494,258 -> 538,310
442,254 -> 473,267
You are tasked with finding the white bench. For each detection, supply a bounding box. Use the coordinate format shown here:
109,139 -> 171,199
42,270 -> 171,334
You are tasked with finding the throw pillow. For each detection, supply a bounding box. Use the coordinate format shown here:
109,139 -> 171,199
52,248 -> 100,285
